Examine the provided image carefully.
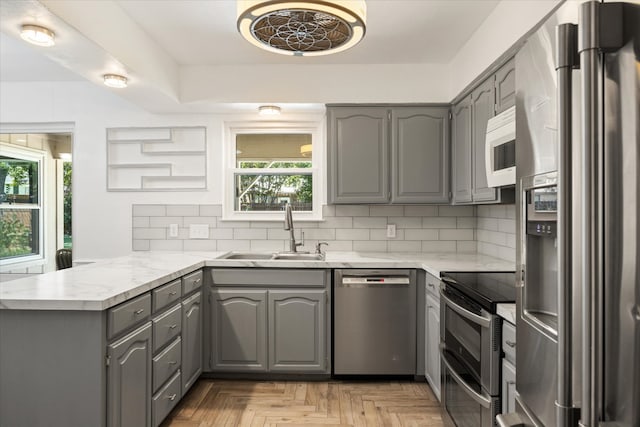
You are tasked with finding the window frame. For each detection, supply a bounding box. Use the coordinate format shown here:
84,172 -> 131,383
223,121 -> 323,221
0,143 -> 45,268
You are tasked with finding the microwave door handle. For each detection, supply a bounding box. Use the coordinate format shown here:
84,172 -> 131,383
442,352 -> 493,408
555,22 -> 580,426
440,289 -> 492,328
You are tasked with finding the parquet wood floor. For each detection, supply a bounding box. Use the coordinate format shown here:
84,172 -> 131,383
161,379 -> 444,427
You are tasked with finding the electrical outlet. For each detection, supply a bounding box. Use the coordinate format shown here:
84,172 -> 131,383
189,224 -> 209,239
387,224 -> 396,238
168,224 -> 179,238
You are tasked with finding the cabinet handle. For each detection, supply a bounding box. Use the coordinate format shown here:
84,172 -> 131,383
166,393 -> 177,401
194,278 -> 201,284
428,283 -> 435,288
507,381 -> 515,385
168,361 -> 177,365
134,309 -> 145,315
427,305 -> 433,309
169,324 -> 178,329
505,340 -> 516,348
169,291 -> 177,296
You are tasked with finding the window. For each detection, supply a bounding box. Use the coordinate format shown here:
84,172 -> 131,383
224,123 -> 322,221
0,144 -> 44,264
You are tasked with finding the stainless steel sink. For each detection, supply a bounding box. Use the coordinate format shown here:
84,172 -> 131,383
220,252 -> 275,260
219,252 -> 325,261
272,253 -> 325,261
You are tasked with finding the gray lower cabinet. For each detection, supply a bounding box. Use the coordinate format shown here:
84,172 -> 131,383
327,105 -> 450,204
182,290 -> 203,392
268,290 -> 326,372
209,289 -> 268,371
107,322 -> 153,427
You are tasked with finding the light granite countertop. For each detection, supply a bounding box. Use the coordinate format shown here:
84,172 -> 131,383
0,251 -> 514,311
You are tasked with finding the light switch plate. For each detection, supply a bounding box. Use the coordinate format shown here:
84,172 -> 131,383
168,224 -> 179,238
189,224 -> 209,239
387,224 -> 396,238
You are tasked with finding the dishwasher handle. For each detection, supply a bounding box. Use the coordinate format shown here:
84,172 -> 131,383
340,277 -> 411,285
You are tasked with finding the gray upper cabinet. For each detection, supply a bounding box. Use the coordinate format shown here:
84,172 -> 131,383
495,58 -> 516,114
327,105 -> 450,204
327,107 -> 389,204
471,77 -> 499,203
451,95 -> 473,204
181,291 -> 202,393
268,290 -> 326,372
391,107 -> 450,203
107,322 -> 153,427
209,289 -> 268,371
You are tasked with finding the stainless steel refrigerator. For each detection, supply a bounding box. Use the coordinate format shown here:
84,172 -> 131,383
500,1 -> 640,426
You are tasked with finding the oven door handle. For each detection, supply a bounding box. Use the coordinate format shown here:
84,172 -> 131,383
440,289 -> 491,328
442,352 -> 493,409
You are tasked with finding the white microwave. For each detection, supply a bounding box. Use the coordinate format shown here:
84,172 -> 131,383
485,105 -> 516,187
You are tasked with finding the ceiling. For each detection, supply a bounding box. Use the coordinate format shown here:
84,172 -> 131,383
0,0 -> 502,112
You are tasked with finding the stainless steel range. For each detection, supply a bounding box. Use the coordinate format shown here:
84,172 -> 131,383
439,272 -> 516,427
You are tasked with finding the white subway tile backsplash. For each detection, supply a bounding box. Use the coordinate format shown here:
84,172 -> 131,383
404,229 -> 439,241
353,217 -> 387,229
234,228 -> 267,240
439,229 -> 474,241
404,206 -> 438,217
370,205 -> 404,217
335,229 -> 369,241
200,205 -> 222,217
422,217 -> 457,229
166,205 -> 200,217
131,203 -> 516,262
133,205 -> 166,217
335,205 -> 369,217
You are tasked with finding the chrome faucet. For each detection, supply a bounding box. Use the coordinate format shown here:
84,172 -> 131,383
284,203 -> 304,253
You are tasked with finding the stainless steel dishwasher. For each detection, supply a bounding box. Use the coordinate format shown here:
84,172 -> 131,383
334,269 -> 416,375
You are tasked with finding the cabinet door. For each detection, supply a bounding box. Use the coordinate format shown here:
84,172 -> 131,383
471,77 -> 499,202
209,289 -> 267,371
181,291 -> 202,393
391,107 -> 450,203
502,359 -> 517,414
495,58 -> 516,114
107,322 -> 152,427
425,294 -> 441,401
327,107 -> 390,204
268,290 -> 327,372
452,95 -> 473,204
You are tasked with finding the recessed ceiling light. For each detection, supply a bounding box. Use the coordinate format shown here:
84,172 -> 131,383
103,74 -> 128,89
237,0 -> 366,56
259,105 -> 281,115
20,24 -> 55,47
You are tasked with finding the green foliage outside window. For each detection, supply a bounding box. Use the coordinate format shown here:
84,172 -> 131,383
0,212 -> 31,258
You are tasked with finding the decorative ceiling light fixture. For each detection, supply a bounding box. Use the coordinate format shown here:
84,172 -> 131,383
237,0 -> 366,57
20,24 -> 55,47
103,74 -> 128,89
258,105 -> 281,115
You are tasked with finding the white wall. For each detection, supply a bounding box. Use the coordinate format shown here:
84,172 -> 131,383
0,81 -> 325,260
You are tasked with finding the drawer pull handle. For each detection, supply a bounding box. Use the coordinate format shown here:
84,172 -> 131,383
166,393 -> 177,401
134,309 -> 145,315
194,278 -> 201,284
428,283 -> 435,288
168,361 -> 177,365
169,324 -> 178,329
169,291 -> 177,296
505,340 -> 516,348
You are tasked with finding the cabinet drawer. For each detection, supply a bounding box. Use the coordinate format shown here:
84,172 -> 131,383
153,337 -> 181,392
182,270 -> 203,295
153,304 -> 182,352
108,293 -> 151,340
153,279 -> 182,313
502,320 -> 516,365
425,274 -> 440,299
211,268 -> 327,287
152,370 -> 181,427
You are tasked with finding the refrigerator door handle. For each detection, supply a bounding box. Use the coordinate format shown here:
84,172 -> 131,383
555,22 -> 581,427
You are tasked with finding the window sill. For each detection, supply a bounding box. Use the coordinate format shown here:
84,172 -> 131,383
0,256 -> 46,273
220,212 -> 324,222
